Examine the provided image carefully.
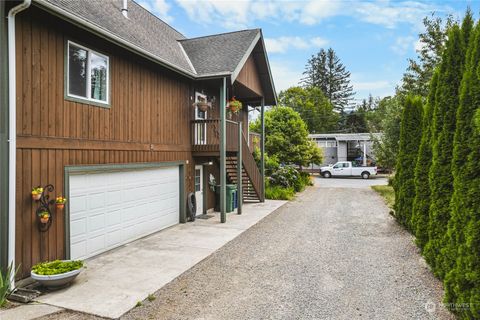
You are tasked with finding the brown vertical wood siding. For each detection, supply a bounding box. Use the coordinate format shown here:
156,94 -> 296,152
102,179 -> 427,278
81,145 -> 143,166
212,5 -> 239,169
14,8 -> 196,278
236,55 -> 263,96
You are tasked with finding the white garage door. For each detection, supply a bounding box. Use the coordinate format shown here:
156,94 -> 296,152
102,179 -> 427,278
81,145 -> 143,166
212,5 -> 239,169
69,166 -> 180,260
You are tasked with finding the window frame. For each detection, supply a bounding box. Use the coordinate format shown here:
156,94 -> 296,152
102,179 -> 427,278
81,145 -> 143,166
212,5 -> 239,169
65,40 -> 110,108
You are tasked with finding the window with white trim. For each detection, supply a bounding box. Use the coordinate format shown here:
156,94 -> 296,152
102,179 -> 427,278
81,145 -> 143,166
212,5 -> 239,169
67,41 -> 109,104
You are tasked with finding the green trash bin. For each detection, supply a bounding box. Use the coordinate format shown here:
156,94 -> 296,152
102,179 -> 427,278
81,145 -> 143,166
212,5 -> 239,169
226,184 -> 237,213
215,185 -> 237,213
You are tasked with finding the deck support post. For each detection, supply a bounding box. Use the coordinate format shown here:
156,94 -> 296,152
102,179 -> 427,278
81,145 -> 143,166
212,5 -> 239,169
237,122 -> 242,214
219,78 -> 227,223
260,98 -> 265,202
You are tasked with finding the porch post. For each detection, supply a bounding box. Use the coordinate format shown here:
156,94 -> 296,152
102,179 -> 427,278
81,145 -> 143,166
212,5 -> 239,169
219,78 -> 227,223
260,98 -> 265,202
363,140 -> 367,166
237,122 -> 242,214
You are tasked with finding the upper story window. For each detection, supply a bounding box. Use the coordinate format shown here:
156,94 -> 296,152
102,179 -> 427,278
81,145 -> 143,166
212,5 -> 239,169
67,41 -> 109,106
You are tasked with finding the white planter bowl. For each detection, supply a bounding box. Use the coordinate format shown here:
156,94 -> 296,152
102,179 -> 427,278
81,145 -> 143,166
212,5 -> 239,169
31,263 -> 83,289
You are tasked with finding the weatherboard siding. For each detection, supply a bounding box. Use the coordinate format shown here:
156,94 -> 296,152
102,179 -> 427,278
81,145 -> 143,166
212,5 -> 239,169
14,8 -> 195,278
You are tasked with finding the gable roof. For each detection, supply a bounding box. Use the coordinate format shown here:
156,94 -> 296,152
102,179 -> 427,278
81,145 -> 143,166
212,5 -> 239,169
180,29 -> 260,77
34,0 -> 276,104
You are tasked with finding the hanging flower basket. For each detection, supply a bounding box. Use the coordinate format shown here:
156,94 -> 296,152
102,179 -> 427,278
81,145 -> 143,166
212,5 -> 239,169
193,101 -> 210,112
55,196 -> 67,210
31,187 -> 43,201
227,97 -> 242,114
38,211 -> 50,224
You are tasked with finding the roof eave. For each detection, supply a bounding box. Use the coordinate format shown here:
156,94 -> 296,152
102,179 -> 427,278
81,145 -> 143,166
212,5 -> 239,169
33,0 -> 198,79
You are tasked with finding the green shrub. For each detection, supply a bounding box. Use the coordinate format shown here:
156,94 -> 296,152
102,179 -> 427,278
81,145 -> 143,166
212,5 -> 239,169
31,260 -> 83,275
265,184 -> 295,200
425,24 -> 466,278
0,262 -> 17,307
393,95 -> 423,231
268,165 -> 299,189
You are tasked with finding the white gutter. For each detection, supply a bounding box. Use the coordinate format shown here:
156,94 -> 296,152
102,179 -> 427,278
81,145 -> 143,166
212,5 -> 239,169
7,0 -> 32,285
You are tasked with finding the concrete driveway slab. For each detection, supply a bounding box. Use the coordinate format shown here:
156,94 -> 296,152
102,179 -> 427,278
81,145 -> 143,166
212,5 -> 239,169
35,200 -> 286,319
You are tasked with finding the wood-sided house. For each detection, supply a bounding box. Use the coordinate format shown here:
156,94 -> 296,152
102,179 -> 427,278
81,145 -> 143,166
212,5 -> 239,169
1,0 -> 276,279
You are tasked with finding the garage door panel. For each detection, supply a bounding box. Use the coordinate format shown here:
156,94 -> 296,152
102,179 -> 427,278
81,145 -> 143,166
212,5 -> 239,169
69,166 -> 180,260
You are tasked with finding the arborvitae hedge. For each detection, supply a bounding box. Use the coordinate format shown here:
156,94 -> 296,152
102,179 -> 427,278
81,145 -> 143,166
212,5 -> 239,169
395,11 -> 480,319
443,20 -> 480,304
443,21 -> 480,319
393,95 -> 423,230
411,71 -> 438,249
424,25 -> 466,278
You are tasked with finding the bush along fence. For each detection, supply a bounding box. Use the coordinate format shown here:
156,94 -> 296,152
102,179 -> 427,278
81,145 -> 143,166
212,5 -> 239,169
394,11 -> 480,319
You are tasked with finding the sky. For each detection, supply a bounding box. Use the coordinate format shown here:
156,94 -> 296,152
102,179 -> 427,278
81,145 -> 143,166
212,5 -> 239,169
137,0 -> 478,103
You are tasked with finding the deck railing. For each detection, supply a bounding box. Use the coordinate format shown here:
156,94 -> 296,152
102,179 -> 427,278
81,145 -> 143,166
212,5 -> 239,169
191,119 -> 263,201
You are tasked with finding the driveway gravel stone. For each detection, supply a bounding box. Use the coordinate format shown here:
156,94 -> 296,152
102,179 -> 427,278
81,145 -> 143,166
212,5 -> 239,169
40,177 -> 453,320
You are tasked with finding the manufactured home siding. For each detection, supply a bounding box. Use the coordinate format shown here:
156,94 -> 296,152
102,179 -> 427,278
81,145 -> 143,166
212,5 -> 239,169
14,8 -> 195,278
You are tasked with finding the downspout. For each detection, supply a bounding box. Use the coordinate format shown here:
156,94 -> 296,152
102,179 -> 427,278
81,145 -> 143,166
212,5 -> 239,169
7,0 -> 31,284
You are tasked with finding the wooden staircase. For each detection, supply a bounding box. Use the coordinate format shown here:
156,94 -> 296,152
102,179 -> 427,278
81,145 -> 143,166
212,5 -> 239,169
226,157 -> 260,202
226,132 -> 264,202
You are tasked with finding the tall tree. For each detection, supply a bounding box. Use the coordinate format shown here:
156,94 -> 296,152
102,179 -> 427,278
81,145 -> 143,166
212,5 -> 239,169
250,106 -> 323,167
370,96 -> 403,169
302,48 -> 355,112
278,86 -> 339,133
424,23 -> 468,278
443,19 -> 480,314
393,96 -> 423,230
400,13 -> 453,97
411,70 -> 439,249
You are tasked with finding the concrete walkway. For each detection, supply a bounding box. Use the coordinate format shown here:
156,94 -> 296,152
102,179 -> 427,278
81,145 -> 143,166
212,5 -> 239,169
32,200 -> 286,319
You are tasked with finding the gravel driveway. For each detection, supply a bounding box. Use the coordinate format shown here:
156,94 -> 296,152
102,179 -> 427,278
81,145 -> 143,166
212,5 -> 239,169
41,177 -> 453,320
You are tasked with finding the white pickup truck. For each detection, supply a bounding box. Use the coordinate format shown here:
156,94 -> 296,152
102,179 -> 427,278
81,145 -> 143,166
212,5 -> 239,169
320,161 -> 377,179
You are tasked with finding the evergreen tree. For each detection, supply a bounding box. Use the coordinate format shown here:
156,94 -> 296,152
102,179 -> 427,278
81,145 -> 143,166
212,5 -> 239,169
411,71 -> 439,249
424,23 -> 467,278
400,13 -> 453,96
443,20 -> 480,318
393,96 -> 423,230
302,48 -> 355,112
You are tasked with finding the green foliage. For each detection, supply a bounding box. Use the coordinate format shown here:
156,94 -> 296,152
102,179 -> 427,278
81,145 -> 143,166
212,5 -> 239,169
442,19 -> 480,319
391,10 -> 480,318
411,71 -> 439,250
301,48 -> 355,112
250,106 -> 323,166
394,95 -> 423,230
278,86 -> 338,133
268,165 -> 300,189
371,185 -> 395,209
371,96 -> 403,170
265,183 -> 295,200
399,13 -> 453,96
424,24 -> 466,278
0,262 -> 17,307
31,260 -> 84,275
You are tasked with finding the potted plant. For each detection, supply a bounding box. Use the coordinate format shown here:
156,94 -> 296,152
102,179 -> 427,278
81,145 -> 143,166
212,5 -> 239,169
38,211 -> 50,224
31,260 -> 84,289
31,187 -> 43,201
55,196 -> 67,210
227,97 -> 242,117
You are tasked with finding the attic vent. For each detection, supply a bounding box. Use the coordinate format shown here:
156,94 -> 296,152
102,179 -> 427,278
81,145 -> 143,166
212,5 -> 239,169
121,0 -> 128,18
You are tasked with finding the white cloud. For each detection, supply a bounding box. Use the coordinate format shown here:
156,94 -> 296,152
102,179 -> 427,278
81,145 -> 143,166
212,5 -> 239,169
391,36 -> 416,55
269,60 -> 303,93
265,36 -> 328,54
139,0 -> 173,23
353,80 -> 392,91
170,0 -> 450,30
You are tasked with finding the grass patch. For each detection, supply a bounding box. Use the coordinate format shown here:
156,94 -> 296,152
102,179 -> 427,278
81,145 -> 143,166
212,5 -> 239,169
265,185 -> 295,200
147,294 -> 156,302
371,185 -> 395,209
